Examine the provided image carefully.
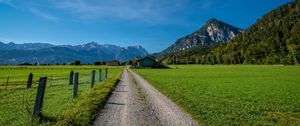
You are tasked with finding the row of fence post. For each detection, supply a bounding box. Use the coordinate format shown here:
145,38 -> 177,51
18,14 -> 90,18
68,68 -> 107,88
31,68 -> 108,120
3,68 -> 109,90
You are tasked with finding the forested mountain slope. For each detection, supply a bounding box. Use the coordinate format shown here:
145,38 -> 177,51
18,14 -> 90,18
161,0 -> 300,65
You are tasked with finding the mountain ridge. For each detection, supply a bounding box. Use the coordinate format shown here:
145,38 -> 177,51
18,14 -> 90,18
0,41 -> 148,64
0,41 -> 54,50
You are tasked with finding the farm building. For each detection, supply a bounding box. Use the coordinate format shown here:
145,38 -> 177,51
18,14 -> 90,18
106,60 -> 120,66
132,56 -> 168,68
132,57 -> 156,68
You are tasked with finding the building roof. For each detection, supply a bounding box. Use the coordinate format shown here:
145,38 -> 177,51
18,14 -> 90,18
106,60 -> 120,63
131,56 -> 157,66
136,56 -> 156,62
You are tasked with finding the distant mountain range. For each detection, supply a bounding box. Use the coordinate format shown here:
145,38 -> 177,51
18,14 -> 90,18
0,42 -> 148,64
0,42 -> 54,50
161,18 -> 243,54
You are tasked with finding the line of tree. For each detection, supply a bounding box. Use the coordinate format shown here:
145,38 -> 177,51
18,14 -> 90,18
68,60 -> 81,65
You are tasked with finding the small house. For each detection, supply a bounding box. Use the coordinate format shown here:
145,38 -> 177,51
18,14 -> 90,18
132,56 -> 157,68
106,60 -> 120,66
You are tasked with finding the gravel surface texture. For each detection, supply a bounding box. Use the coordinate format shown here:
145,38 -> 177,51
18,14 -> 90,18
93,68 -> 198,126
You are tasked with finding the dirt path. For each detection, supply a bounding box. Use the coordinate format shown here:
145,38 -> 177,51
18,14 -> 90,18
93,68 -> 198,126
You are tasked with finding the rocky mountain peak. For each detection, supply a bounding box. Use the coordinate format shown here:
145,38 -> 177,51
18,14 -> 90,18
84,42 -> 99,48
205,18 -> 221,25
5,41 -> 15,45
161,18 -> 243,54
203,18 -> 241,42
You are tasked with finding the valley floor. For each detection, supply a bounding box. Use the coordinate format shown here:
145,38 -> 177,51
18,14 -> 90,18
133,65 -> 300,125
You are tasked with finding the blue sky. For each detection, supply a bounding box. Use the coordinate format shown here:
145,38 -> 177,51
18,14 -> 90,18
0,0 -> 291,53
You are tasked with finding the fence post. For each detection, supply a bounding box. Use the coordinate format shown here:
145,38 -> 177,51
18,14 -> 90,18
5,76 -> 9,90
32,77 -> 47,119
73,73 -> 79,98
99,69 -> 102,82
27,73 -> 33,88
91,70 -> 95,88
105,68 -> 108,79
69,71 -> 74,85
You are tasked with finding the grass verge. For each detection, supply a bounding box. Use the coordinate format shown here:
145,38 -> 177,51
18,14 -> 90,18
55,72 -> 121,126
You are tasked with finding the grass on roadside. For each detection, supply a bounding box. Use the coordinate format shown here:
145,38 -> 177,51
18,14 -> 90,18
55,72 -> 121,126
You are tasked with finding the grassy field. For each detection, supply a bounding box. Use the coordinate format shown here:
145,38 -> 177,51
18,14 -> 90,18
0,65 -> 121,89
133,65 -> 300,125
0,65 -> 122,126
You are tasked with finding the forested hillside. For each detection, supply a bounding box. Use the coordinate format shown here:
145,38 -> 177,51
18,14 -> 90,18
160,0 -> 300,65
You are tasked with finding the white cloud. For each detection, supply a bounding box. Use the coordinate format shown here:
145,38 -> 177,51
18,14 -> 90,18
49,0 -> 185,23
0,0 -> 58,21
1,0 -> 217,23
1,0 -> 188,23
29,8 -> 58,21
0,0 -> 17,8
2,0 -> 225,25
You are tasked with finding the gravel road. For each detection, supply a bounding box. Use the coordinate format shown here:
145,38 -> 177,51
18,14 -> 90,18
93,68 -> 198,126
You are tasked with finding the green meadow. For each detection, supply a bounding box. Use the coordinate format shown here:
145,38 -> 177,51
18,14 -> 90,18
133,65 -> 300,125
0,65 -> 122,89
0,66 -> 122,125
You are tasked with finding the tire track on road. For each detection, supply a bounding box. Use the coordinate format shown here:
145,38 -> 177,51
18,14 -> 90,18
93,68 -> 198,126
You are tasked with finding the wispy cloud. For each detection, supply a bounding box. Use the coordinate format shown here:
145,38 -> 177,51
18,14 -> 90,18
0,0 -> 58,21
50,0 -> 186,23
1,0 -> 189,23
0,0 -> 221,24
29,8 -> 58,21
